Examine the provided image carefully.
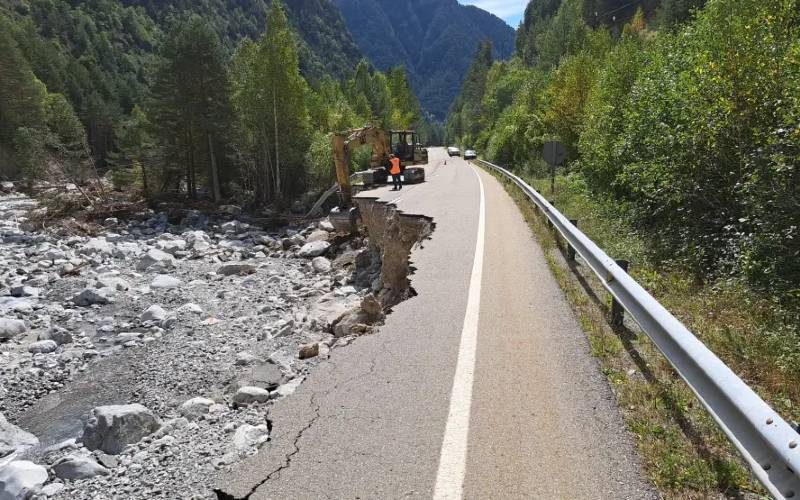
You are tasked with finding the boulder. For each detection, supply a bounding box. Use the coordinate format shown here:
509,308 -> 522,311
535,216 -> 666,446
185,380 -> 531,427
231,361 -> 284,393
136,248 -> 175,271
114,332 -> 142,345
150,275 -> 182,289
141,305 -> 167,323
71,287 -> 112,307
311,256 -> 331,273
298,241 -> 330,258
0,298 -> 33,314
0,413 -> 38,458
9,286 -> 37,298
79,237 -> 114,257
51,453 -> 109,480
0,318 -> 26,341
38,327 -> 73,346
0,461 -> 47,500
185,231 -> 212,252
298,343 -> 319,360
274,377 -> 304,398
318,220 -> 335,232
217,264 -> 256,276
27,340 -> 57,354
0,181 -> 14,193
179,397 -> 215,420
232,386 -> 270,406
331,300 -> 384,338
235,352 -> 258,366
82,404 -> 160,455
40,483 -> 64,497
306,230 -> 329,243
155,239 -> 186,255
231,424 -> 269,454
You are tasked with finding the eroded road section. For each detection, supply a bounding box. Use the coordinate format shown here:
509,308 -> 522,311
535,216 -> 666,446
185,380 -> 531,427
217,148 -> 655,499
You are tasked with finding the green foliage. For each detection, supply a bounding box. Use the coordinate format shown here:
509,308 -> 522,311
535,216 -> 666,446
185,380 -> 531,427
231,0 -> 313,202
149,15 -> 233,201
387,67 -> 421,130
108,105 -> 153,194
579,33 -> 645,193
534,0 -> 590,68
608,0 -> 800,293
457,0 -> 800,308
446,41 -> 494,146
304,130 -> 335,190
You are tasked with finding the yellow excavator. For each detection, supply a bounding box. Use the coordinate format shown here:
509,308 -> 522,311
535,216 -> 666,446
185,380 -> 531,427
311,125 -> 427,231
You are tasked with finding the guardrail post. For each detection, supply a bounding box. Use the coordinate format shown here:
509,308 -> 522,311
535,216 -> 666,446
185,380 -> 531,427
547,201 -> 555,228
610,260 -> 629,326
567,220 -> 578,261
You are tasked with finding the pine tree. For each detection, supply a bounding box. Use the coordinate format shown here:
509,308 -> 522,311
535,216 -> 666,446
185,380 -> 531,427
149,16 -> 232,201
446,40 -> 493,144
0,16 -> 49,177
387,66 -> 421,130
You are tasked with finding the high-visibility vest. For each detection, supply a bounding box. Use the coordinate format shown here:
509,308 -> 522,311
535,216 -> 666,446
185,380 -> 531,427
389,158 -> 401,175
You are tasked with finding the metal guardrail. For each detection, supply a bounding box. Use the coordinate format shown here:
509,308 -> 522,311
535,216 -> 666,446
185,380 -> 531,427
475,159 -> 800,499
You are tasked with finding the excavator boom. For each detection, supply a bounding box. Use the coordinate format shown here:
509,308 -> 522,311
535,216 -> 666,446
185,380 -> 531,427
332,125 -> 390,207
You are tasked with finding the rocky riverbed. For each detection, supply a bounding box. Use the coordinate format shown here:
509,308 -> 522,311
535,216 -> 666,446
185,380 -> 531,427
0,185 -> 416,499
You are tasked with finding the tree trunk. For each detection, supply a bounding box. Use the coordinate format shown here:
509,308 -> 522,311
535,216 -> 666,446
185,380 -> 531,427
139,159 -> 149,199
186,144 -> 197,200
185,131 -> 192,199
207,131 -> 221,203
188,134 -> 197,200
272,86 -> 281,200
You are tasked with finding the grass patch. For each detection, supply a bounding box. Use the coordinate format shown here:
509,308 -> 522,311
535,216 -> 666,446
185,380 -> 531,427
483,167 -> 787,498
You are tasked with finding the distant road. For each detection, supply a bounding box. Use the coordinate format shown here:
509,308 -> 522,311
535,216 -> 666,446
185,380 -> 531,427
217,148 -> 656,499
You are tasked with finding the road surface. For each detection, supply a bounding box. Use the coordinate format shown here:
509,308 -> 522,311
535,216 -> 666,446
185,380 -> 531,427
217,148 -> 655,499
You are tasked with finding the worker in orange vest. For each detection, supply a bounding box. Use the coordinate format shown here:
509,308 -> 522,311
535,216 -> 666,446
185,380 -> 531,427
389,154 -> 403,191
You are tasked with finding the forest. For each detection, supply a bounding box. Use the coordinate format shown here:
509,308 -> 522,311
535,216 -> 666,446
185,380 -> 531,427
448,0 -> 799,304
0,0 -> 436,208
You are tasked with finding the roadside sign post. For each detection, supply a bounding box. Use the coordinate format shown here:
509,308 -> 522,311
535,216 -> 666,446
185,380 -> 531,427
542,141 -> 567,195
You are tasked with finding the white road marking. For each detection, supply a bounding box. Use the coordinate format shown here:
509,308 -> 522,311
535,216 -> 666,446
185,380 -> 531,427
433,165 -> 486,499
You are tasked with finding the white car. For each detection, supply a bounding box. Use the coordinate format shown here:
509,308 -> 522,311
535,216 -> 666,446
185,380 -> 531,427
464,149 -> 477,160
447,147 -> 461,157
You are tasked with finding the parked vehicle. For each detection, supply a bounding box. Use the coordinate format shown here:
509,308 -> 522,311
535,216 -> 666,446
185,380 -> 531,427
447,146 -> 461,157
464,149 -> 477,160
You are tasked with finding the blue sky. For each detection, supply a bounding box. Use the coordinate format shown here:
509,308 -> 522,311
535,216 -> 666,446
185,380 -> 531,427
459,0 -> 526,27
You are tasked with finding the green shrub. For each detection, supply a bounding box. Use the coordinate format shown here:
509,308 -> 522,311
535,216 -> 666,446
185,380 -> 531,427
597,0 -> 799,294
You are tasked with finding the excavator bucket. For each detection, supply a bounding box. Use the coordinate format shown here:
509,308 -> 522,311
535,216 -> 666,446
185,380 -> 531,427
329,205 -> 359,234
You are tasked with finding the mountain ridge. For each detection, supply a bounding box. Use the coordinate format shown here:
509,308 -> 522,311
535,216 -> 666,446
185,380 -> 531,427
333,0 -> 516,118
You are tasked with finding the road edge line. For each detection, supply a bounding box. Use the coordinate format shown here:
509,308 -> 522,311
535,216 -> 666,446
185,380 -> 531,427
432,165 -> 486,499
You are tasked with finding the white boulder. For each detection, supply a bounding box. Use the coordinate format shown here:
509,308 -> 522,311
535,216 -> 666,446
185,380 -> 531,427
0,318 -> 26,341
82,404 -> 160,455
298,241 -> 330,258
0,461 -> 47,500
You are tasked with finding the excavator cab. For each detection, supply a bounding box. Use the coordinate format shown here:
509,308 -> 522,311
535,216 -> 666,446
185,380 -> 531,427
390,130 -> 428,165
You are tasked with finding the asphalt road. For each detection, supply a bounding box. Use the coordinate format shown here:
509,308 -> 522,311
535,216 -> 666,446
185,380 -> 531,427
216,148 -> 656,499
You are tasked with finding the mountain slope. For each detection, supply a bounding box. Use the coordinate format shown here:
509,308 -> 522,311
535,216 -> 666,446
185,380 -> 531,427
120,0 -> 363,80
333,0 -> 515,119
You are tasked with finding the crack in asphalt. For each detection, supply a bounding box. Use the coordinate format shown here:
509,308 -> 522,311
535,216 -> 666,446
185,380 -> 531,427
215,349 -> 381,499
